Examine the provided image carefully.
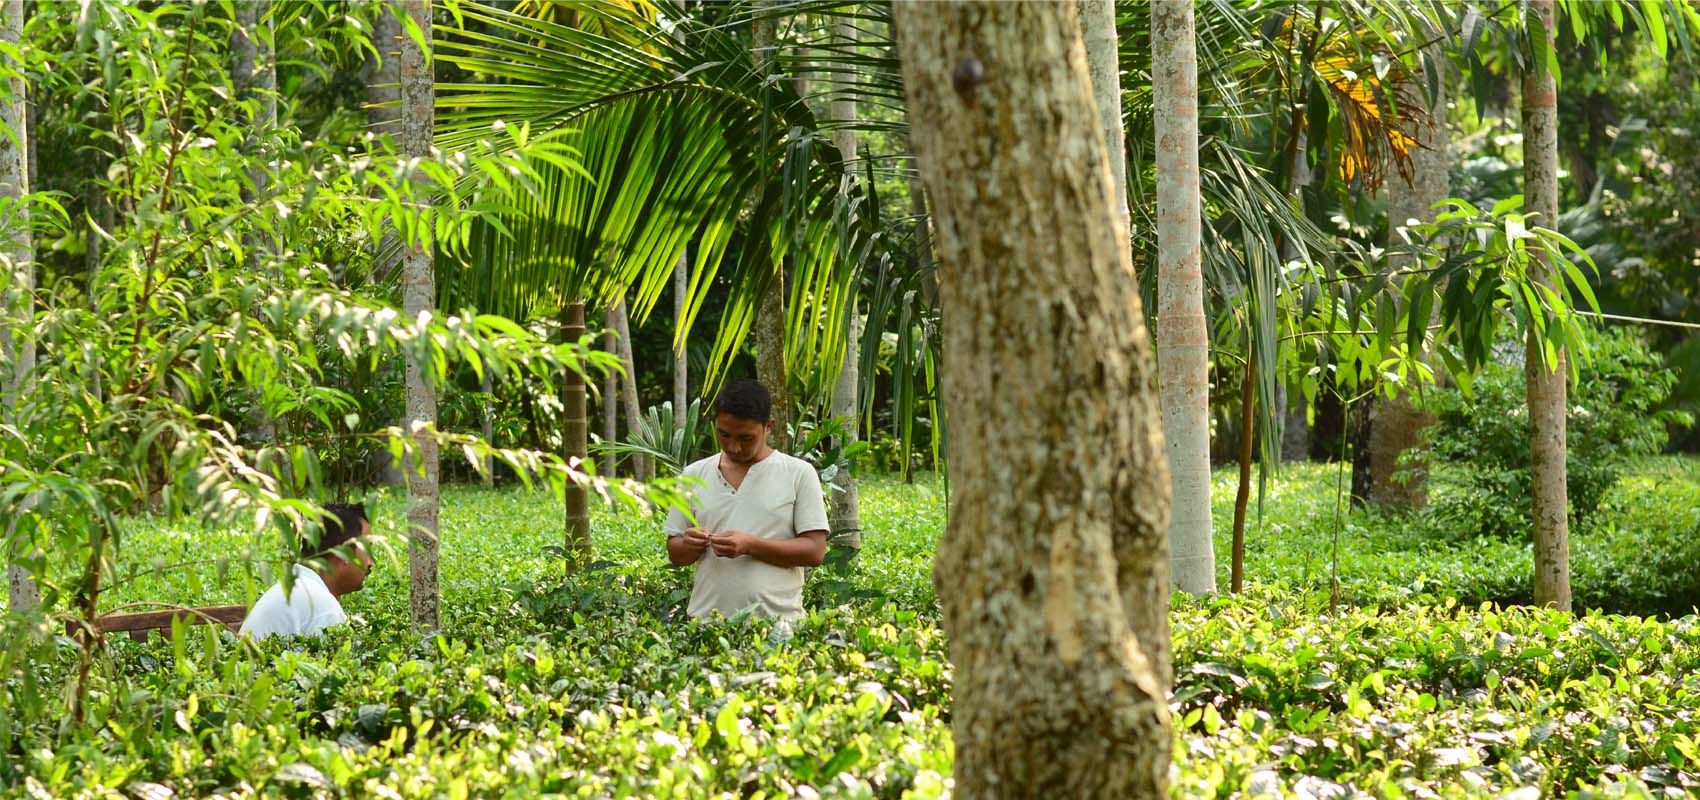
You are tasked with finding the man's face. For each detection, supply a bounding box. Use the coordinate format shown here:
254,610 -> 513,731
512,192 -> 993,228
715,413 -> 773,465
327,520 -> 374,596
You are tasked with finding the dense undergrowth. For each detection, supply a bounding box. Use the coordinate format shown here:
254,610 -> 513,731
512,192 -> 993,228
3,458 -> 1698,798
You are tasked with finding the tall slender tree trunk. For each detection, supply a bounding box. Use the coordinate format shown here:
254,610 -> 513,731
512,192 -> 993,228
828,15 -> 862,548
672,249 -> 688,432
1280,128 -> 1312,462
1523,0 -> 1570,611
368,4 -> 405,487
399,0 -> 440,631
607,296 -> 647,480
601,328 -> 618,476
235,0 -> 285,486
480,369 -> 494,487
1154,0 -> 1215,596
1079,0 -> 1128,231
1229,359 -> 1254,593
1368,42 -> 1449,511
751,13 -> 792,451
561,301 -> 592,558
3,0 -> 38,613
896,3 -> 1172,795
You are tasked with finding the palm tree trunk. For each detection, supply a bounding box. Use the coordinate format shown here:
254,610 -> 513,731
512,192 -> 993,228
897,2 -> 1171,794
1523,0 -> 1570,611
1154,0 -> 1216,596
399,0 -> 440,631
1368,39 -> 1448,511
828,15 -> 861,548
3,0 -> 38,613
607,296 -> 647,480
561,301 -> 592,559
751,12 -> 792,452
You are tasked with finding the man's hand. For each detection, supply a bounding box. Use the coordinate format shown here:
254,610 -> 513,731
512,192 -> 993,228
667,527 -> 715,567
709,530 -> 756,559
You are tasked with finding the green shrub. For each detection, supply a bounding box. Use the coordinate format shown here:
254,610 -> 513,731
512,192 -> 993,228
1428,328 -> 1690,539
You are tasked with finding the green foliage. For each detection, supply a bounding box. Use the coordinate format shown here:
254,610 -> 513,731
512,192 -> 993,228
593,399 -> 709,478
1427,328 -> 1690,538
7,473 -> 1700,798
1222,457 -> 1700,617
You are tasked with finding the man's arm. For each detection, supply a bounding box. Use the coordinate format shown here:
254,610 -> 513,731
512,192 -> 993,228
667,527 -> 713,567
709,529 -> 827,567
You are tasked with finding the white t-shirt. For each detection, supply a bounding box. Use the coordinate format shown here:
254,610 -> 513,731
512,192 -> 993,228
665,451 -> 830,620
238,565 -> 347,639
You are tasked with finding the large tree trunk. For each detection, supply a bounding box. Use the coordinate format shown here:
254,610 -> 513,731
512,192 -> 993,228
828,15 -> 862,548
1523,0 -> 1570,611
3,0 -> 37,613
896,3 -> 1172,795
1369,41 -> 1448,511
1154,0 -> 1215,596
399,0 -> 440,631
607,296 -> 647,480
750,14 -> 792,452
561,301 -> 592,558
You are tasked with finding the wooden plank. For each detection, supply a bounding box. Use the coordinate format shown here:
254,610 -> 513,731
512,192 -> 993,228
65,605 -> 249,639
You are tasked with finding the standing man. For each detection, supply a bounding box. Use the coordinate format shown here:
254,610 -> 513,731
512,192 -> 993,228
665,379 -> 829,620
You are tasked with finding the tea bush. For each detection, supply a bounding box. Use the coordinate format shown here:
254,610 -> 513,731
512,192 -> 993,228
1427,329 -> 1691,540
4,466 -> 1699,799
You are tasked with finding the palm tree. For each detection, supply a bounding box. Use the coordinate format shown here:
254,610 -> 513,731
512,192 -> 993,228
433,2 -> 868,414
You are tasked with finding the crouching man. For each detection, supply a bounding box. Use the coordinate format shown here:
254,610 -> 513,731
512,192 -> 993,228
665,380 -> 829,621
240,502 -> 373,639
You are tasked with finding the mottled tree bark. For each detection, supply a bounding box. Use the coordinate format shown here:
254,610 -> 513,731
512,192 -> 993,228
896,2 -> 1172,795
561,301 -> 592,559
2,0 -> 37,613
1154,0 -> 1215,596
1369,37 -> 1449,511
828,15 -> 862,548
750,13 -> 792,451
1522,0 -> 1570,611
399,0 -> 440,631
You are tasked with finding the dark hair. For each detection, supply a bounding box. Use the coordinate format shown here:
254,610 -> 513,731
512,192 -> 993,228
303,502 -> 369,558
714,379 -> 772,423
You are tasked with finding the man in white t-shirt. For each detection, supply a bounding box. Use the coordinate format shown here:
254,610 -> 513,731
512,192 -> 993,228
239,503 -> 373,640
665,379 -> 830,620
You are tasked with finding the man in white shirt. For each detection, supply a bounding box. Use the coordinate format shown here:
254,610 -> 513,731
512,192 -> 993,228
665,379 -> 830,620
239,503 -> 373,640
